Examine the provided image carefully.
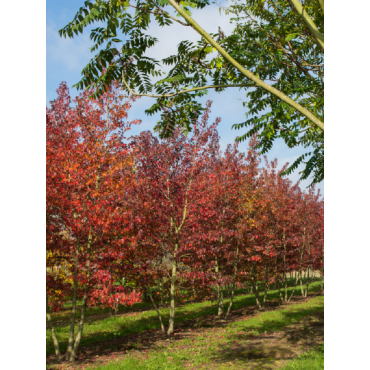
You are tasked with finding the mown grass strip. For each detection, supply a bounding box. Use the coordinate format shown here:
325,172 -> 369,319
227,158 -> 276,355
47,281 -> 322,356
86,295 -> 324,369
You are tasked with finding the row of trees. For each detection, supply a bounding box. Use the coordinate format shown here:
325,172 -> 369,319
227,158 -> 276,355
46,83 -> 323,362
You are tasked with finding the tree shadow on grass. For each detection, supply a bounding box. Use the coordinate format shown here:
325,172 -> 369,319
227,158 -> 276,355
47,283 -> 322,354
208,302 -> 324,369
47,283 -> 323,368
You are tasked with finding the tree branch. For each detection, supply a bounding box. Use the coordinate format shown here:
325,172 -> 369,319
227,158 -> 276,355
121,71 -> 256,97
166,0 -> 324,132
289,0 -> 324,50
129,4 -> 190,27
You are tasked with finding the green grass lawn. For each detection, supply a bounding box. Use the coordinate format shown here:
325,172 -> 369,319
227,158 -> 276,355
84,295 -> 324,369
47,280 -> 323,363
281,344 -> 324,370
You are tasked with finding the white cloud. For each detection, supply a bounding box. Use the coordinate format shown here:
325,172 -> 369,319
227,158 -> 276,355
46,22 -> 94,71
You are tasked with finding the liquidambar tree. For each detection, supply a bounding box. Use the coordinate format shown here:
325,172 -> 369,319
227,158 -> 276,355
46,82 -> 141,362
127,101 -> 220,336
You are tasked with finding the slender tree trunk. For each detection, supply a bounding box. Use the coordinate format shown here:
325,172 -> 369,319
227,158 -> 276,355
277,274 -> 284,303
262,259 -> 270,308
287,282 -> 297,303
300,270 -> 306,296
69,293 -> 87,362
158,279 -> 165,307
69,230 -> 92,362
215,256 -> 224,317
252,262 -> 262,309
299,238 -> 306,297
147,286 -> 165,334
46,294 -> 61,362
288,268 -> 302,303
304,246 -> 311,297
282,233 -> 288,302
283,261 -> 287,302
66,239 -> 80,361
167,242 -> 178,336
217,285 -> 224,317
226,245 -> 239,318
225,282 -> 235,318
273,254 -> 278,289
305,268 -> 310,298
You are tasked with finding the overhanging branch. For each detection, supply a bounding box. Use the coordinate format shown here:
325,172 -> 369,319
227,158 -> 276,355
166,0 -> 324,132
121,71 -> 256,98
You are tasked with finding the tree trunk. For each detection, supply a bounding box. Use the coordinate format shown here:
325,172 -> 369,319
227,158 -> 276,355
158,279 -> 165,307
148,286 -> 165,335
262,259 -> 270,308
69,293 -> 88,362
288,270 -> 302,303
277,275 -> 284,303
225,282 -> 235,318
167,243 -> 178,336
304,246 -> 311,297
252,262 -> 262,309
66,240 -> 80,361
69,229 -> 92,363
273,254 -> 278,289
299,230 -> 306,297
225,245 -> 239,318
46,294 -> 61,362
282,233 -> 288,303
215,256 -> 224,317
305,267 -> 310,298
287,282 -> 297,303
217,285 -> 224,317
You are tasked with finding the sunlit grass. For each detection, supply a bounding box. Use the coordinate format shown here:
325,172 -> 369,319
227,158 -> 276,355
47,280 -> 322,356
281,344 -> 324,369
86,295 -> 324,369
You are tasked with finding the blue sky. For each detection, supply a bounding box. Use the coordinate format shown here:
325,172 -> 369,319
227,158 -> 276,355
46,0 -> 324,195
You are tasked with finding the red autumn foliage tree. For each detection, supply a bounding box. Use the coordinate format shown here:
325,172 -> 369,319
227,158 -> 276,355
46,82 -> 141,362
122,102 -> 221,336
